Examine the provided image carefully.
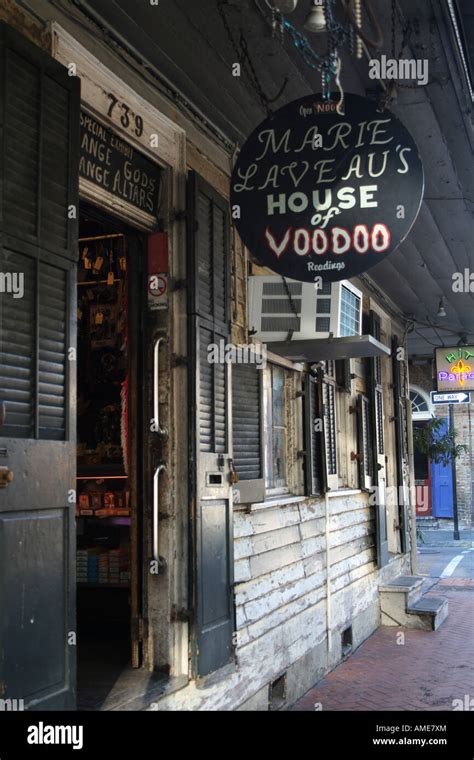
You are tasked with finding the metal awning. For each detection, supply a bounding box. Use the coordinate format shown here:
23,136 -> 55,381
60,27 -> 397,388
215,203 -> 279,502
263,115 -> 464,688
267,335 -> 391,363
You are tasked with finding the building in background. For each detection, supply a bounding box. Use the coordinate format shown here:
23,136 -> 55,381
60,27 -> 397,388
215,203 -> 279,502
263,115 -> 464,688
410,360 -> 473,526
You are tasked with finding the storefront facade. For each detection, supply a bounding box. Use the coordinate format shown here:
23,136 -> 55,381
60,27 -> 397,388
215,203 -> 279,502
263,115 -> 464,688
0,1 -> 432,712
410,362 -> 473,527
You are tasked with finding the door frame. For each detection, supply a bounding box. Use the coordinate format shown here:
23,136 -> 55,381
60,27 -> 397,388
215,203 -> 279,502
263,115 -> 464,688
52,25 -> 189,677
430,417 -> 455,519
76,205 -> 148,670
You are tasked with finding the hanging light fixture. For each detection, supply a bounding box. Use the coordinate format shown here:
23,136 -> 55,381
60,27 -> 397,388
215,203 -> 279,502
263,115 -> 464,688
304,0 -> 326,33
269,0 -> 299,13
437,298 -> 447,318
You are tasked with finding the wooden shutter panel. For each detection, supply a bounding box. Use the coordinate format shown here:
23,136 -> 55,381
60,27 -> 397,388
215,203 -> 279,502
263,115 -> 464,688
198,323 -> 227,453
232,365 -> 261,479
336,358 -> 352,392
232,364 -> 261,475
356,394 -> 373,490
0,251 -> 36,437
370,314 -> 384,457
323,379 -> 337,477
187,171 -> 234,677
304,371 -> 327,496
3,48 -> 40,241
392,336 -> 410,553
190,173 -> 230,330
366,310 -> 389,567
0,24 -> 79,442
0,22 -> 79,709
2,27 -> 79,257
232,363 -> 264,503
189,173 -> 230,456
38,263 -> 68,440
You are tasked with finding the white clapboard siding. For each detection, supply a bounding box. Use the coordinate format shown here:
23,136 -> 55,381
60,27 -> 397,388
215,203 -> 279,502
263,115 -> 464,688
233,504 -> 301,538
251,524 -> 301,555
234,558 -> 251,583
330,533 -> 375,565
299,500 -> 326,522
329,571 -> 380,629
329,520 -> 375,549
330,548 -> 376,583
238,595 -> 328,676
299,516 -> 326,539
232,489 -> 377,672
302,535 -> 327,557
332,560 -> 376,594
329,506 -> 372,532
245,584 -> 327,642
235,560 -> 306,606
249,542 -> 303,576
243,570 -> 326,626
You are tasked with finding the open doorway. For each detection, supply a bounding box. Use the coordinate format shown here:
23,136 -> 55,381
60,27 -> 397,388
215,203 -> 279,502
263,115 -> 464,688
76,203 -> 144,709
413,420 -> 432,517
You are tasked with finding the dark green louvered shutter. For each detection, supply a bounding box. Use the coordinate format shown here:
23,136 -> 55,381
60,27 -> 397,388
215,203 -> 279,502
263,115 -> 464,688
335,358 -> 352,392
304,371 -> 327,496
188,174 -> 230,455
356,393 -> 373,490
0,25 -> 78,441
187,171 -> 234,677
232,363 -> 264,503
0,22 -> 79,709
366,311 -> 389,567
392,336 -> 410,554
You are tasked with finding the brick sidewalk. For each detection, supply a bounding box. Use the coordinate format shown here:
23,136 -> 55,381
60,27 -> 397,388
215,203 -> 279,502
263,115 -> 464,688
292,583 -> 474,711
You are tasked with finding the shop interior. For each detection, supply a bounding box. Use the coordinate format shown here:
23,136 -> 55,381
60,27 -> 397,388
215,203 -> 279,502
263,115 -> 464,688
76,203 -> 139,709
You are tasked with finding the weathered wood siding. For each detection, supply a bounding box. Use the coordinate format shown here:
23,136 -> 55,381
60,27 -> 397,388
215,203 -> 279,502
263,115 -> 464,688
234,491 -> 375,651
156,489 -> 407,710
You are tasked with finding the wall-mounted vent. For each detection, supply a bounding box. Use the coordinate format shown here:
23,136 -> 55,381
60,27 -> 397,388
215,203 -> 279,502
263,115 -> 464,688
342,626 -> 353,657
269,673 -> 287,711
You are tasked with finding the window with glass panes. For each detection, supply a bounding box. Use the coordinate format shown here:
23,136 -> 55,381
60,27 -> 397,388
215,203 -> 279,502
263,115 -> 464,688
340,285 -> 361,336
264,365 -> 287,490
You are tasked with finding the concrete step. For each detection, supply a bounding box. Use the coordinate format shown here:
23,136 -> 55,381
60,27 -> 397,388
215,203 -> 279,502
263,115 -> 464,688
406,596 -> 449,631
380,575 -> 448,630
379,575 -> 425,594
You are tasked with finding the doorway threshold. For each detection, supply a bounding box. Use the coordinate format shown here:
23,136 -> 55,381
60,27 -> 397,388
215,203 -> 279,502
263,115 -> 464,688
78,665 -> 188,711
77,639 -> 188,711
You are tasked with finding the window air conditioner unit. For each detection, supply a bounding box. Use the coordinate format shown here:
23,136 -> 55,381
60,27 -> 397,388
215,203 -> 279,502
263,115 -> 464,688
248,276 -> 362,342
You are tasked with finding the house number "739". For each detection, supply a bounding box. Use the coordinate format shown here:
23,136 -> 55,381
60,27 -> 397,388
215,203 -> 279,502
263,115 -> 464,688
107,94 -> 144,137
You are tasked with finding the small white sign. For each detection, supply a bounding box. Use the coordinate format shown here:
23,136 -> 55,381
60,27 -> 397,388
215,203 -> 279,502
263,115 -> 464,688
148,274 -> 168,310
430,391 -> 471,405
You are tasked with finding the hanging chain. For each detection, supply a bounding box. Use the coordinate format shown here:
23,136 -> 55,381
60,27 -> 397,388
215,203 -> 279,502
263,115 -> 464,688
217,0 -> 288,117
391,0 -> 396,58
218,0 -> 353,103
386,0 -> 418,91
240,34 -> 288,114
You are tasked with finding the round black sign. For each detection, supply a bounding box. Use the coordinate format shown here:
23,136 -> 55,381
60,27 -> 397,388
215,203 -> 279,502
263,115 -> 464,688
230,94 -> 424,283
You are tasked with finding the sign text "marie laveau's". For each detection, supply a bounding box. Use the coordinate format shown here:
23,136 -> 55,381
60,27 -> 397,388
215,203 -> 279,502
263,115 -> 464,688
241,119 -> 406,258
230,95 -> 424,283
